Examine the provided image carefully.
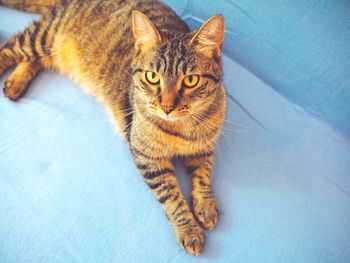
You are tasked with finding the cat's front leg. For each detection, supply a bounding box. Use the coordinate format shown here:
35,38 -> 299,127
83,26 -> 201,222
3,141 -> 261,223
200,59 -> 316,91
130,146 -> 204,256
184,152 -> 220,230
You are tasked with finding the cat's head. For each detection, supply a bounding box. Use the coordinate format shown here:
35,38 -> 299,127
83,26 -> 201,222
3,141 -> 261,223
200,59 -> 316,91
131,10 -> 225,122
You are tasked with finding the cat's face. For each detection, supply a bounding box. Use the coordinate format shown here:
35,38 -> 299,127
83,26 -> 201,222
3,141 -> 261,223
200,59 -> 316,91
131,11 -> 225,122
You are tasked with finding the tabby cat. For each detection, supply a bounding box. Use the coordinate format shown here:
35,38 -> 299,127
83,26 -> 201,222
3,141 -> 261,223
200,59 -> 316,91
0,0 -> 226,256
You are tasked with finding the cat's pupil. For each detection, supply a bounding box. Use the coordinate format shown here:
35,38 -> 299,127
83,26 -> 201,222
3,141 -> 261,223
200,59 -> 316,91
189,76 -> 193,82
152,72 -> 155,79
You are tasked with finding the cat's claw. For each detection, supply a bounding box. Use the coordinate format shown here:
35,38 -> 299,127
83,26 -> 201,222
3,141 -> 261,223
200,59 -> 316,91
176,223 -> 204,256
193,196 -> 220,230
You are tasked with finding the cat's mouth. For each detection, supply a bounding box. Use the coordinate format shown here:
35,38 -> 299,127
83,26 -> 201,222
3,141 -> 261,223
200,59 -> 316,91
148,107 -> 187,122
154,111 -> 188,122
158,114 -> 181,122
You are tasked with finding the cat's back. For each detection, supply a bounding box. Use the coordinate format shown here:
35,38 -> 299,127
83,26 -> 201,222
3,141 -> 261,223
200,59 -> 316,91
74,0 -> 189,59
52,0 -> 189,89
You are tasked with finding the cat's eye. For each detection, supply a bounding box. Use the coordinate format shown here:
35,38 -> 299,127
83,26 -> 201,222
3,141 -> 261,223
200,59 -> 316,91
183,75 -> 200,88
145,71 -> 160,85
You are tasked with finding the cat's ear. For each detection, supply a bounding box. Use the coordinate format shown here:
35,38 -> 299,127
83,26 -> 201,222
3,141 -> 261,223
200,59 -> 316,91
190,15 -> 225,57
132,10 -> 162,51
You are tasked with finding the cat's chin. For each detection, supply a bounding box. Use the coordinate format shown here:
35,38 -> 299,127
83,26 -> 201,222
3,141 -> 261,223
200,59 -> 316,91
158,114 -> 181,122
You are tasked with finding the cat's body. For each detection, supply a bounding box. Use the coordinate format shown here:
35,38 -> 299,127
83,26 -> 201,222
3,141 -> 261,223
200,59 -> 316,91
0,0 -> 226,255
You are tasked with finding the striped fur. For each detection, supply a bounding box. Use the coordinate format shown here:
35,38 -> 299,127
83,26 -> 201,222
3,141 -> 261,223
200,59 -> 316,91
0,0 -> 226,256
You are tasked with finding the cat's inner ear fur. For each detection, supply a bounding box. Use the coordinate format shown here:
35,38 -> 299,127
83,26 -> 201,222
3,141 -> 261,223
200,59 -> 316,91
190,15 -> 225,57
132,10 -> 162,51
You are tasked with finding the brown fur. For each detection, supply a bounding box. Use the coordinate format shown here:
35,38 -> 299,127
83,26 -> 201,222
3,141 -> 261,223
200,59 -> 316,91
0,0 -> 226,256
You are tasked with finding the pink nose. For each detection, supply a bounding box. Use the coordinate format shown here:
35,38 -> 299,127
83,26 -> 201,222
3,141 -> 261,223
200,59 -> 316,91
161,105 -> 175,114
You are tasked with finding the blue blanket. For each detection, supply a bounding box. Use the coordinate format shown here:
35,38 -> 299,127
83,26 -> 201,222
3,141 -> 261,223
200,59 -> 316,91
1,2 -> 350,263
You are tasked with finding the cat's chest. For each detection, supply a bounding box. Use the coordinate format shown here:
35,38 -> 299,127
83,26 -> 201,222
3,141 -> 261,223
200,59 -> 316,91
131,122 -> 215,158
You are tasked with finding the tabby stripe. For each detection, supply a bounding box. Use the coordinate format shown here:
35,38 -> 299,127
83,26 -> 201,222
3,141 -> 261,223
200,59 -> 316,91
139,80 -> 154,93
130,146 -> 159,160
18,34 -> 25,48
203,88 -> 218,99
159,194 -> 172,204
190,94 -> 220,126
142,168 -> 173,180
135,0 -> 153,11
105,26 -> 130,62
172,200 -> 184,216
199,180 -> 209,187
173,210 -> 186,221
144,115 -> 192,141
197,151 -> 214,158
193,174 -> 205,180
135,162 -> 149,170
202,97 -> 220,118
160,53 -> 168,73
77,1 -> 96,25
148,117 -> 186,139
180,43 -> 186,57
148,14 -> 168,23
167,50 -> 175,75
203,73 -> 220,83
182,62 -> 188,75
193,174 -> 209,187
41,6 -> 57,54
131,147 -> 162,160
202,195 -> 215,200
190,81 -> 208,97
114,35 -> 133,57
58,0 -> 78,31
47,3 -> 68,49
172,193 -> 179,202
170,41 -> 180,75
147,181 -> 163,190
2,39 -> 14,49
157,184 -> 176,194
131,68 -> 143,75
197,190 -> 214,196
183,151 -> 214,159
22,30 -> 32,55
134,132 -> 166,152
17,34 -> 29,59
30,21 -> 41,58
123,97 -> 133,140
158,45 -> 168,73
177,218 -> 191,227
174,57 -> 183,76
118,0 -> 127,6
156,60 -> 161,72
178,85 -> 185,97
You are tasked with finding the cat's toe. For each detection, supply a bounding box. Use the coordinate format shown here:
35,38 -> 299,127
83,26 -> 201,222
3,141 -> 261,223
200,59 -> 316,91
3,80 -> 27,101
176,223 -> 204,256
193,196 -> 220,230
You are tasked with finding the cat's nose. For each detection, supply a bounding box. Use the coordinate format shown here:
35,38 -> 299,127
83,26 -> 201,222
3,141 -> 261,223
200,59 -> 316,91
161,104 -> 175,114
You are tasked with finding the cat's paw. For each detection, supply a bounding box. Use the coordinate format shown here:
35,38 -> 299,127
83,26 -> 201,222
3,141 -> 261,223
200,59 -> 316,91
192,195 -> 220,230
3,79 -> 27,101
176,223 -> 204,256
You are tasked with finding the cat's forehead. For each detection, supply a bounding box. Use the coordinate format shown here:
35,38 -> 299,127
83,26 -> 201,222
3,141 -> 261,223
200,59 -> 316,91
133,34 -> 221,80
152,38 -> 197,76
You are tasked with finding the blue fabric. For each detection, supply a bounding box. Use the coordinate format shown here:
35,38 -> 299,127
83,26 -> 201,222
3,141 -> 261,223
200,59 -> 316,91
165,0 -> 350,137
1,3 -> 350,263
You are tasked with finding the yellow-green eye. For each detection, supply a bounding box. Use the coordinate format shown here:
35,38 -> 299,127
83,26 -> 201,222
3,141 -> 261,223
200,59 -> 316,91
183,75 -> 200,88
145,71 -> 160,85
